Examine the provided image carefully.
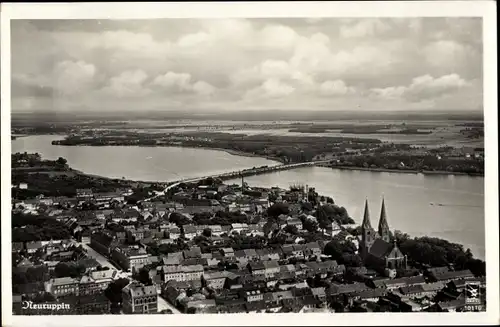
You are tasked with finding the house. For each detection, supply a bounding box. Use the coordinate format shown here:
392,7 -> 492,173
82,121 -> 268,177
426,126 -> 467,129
183,247 -> 202,259
292,244 -> 306,258
112,246 -> 151,273
162,264 -> 204,282
235,249 -> 259,264
241,290 -> 264,302
354,288 -> 388,302
26,241 -> 43,254
434,298 -> 466,312
397,285 -> 427,299
430,270 -> 475,283
311,287 -> 327,302
262,260 -> 280,278
304,242 -> 322,259
421,281 -> 446,297
281,245 -> 294,258
76,189 -> 93,200
256,249 -> 281,261
231,223 -> 249,233
382,276 -> 426,290
90,232 -> 119,256
208,224 -> 223,236
162,252 -> 183,266
15,258 -> 34,271
286,218 -> 303,231
203,271 -> 238,290
186,299 -> 217,313
81,230 -> 92,244
221,248 -> 235,257
12,242 -> 25,253
122,283 -> 158,314
329,282 -> 370,297
426,266 -> 450,278
248,261 -> 266,276
45,277 -> 80,297
183,225 -> 197,240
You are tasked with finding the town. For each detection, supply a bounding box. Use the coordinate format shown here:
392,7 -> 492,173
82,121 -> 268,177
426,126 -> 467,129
11,153 -> 486,315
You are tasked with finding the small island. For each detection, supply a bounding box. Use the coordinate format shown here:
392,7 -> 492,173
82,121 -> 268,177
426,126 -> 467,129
11,153 -> 486,315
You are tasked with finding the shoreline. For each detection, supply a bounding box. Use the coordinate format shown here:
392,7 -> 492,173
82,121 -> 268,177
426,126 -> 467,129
319,165 -> 484,177
51,141 -> 285,164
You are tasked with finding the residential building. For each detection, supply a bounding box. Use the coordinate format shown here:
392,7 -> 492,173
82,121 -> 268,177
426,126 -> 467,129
122,283 -> 158,314
45,277 -> 79,297
112,246 -> 151,273
162,264 -> 204,282
203,271 -> 237,290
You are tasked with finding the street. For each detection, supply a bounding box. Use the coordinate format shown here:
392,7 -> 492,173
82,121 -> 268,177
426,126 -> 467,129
79,243 -> 119,271
79,242 -> 180,313
157,295 -> 181,314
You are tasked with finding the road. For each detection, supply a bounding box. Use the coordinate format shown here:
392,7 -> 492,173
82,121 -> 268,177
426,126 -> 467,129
157,295 -> 181,314
80,242 -> 180,313
80,243 -> 119,271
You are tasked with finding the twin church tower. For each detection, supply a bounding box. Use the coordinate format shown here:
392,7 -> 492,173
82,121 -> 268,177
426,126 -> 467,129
360,197 -> 391,257
359,197 -> 407,272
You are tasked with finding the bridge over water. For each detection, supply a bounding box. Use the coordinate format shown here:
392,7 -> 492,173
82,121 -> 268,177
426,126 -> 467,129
145,160 -> 332,200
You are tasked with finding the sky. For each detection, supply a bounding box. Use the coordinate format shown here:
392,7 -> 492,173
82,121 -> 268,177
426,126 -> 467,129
11,18 -> 483,113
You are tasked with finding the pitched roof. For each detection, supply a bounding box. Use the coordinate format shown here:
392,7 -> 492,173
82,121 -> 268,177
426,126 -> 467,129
51,277 -> 79,286
124,283 -> 157,297
368,238 -> 393,258
361,199 -> 372,229
91,269 -> 116,280
378,198 -> 389,234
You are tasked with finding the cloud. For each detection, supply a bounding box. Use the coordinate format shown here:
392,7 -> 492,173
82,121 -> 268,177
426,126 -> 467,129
245,78 -> 295,100
53,60 -> 97,95
371,74 -> 470,102
101,69 -> 150,98
319,80 -> 356,96
10,18 -> 482,112
152,72 -> 216,95
339,19 -> 391,38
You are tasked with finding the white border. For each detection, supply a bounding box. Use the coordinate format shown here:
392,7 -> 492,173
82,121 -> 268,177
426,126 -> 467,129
1,2 -> 498,326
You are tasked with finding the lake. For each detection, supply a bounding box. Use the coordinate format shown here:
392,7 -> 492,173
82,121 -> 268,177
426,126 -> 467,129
12,135 -> 485,259
227,168 -> 485,260
11,135 -> 280,182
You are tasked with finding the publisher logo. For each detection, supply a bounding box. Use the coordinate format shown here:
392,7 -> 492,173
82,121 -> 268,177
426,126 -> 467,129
465,281 -> 481,304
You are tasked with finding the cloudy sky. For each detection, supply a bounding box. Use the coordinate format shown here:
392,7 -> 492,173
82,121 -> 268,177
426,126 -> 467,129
11,18 -> 482,113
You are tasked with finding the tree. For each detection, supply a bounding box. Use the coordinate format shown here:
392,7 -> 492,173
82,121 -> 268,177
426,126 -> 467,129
326,197 -> 334,204
303,219 -> 319,233
340,253 -> 363,267
202,228 -> 212,238
324,239 -> 355,260
56,157 -> 67,166
105,278 -> 130,304
54,262 -> 85,278
134,267 -> 152,286
284,225 -> 299,235
267,203 -> 289,217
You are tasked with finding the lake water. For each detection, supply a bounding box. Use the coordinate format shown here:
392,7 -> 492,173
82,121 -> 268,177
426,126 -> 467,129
11,135 -> 280,182
12,135 -> 485,259
227,168 -> 485,260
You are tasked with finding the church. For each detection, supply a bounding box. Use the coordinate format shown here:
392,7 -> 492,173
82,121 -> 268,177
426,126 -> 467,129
359,198 -> 407,274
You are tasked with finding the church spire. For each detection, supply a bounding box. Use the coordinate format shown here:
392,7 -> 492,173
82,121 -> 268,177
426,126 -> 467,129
361,199 -> 372,229
378,196 -> 390,242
